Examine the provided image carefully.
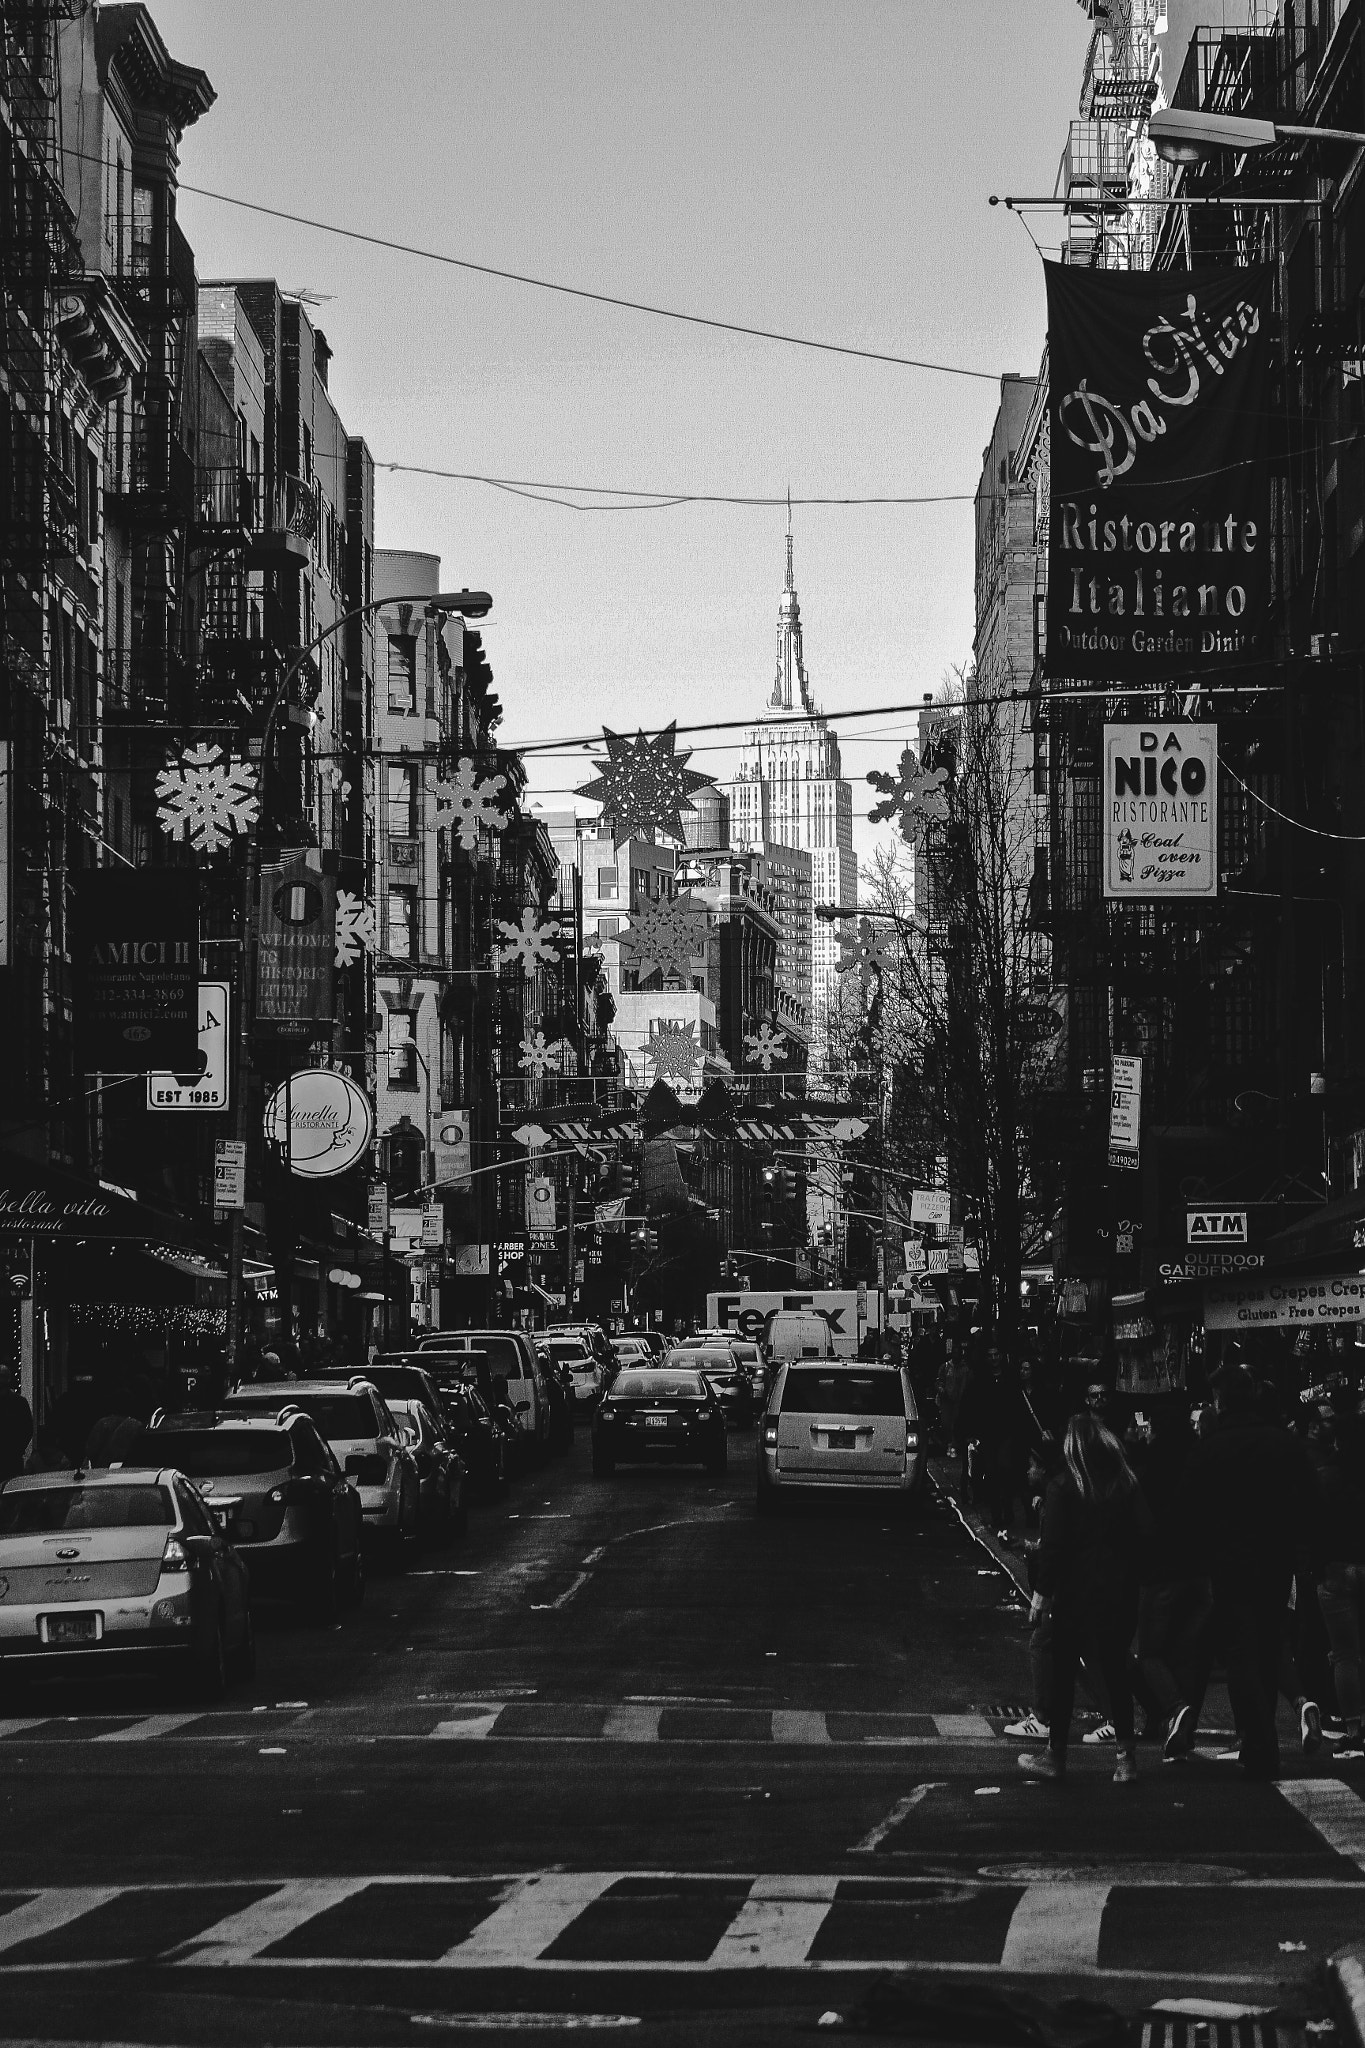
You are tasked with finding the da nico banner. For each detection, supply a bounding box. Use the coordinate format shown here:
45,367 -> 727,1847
1104,723 -> 1217,898
72,868 -> 199,1073
1044,261 -> 1273,681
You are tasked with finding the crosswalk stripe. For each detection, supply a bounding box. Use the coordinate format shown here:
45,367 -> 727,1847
93,1714 -> 202,1744
0,1887 -> 121,1955
601,1704 -> 661,1741
772,1710 -> 830,1745
432,1705 -> 505,1740
707,1874 -> 839,1968
0,1719 -> 49,1740
933,1713 -> 997,1740
442,1872 -> 622,1965
170,1878 -> 372,1965
999,1882 -> 1112,1972
1277,1780 -> 1365,1875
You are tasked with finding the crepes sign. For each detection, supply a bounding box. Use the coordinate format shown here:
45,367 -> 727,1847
1044,262 -> 1273,681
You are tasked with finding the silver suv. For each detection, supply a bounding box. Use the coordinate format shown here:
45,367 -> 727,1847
756,1362 -> 923,1513
229,1379 -> 421,1559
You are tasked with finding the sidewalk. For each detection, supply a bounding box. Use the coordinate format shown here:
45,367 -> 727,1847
927,1452 -> 1031,1601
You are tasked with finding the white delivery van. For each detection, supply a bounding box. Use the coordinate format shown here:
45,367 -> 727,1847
766,1311 -> 834,1362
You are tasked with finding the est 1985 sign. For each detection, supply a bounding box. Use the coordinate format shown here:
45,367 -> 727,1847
147,982 -> 230,1111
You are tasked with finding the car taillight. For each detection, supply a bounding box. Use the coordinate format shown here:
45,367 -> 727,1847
763,1419 -> 778,1448
161,1535 -> 191,1574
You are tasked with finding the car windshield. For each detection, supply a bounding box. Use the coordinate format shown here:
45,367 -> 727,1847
146,1429 -> 291,1477
781,1368 -> 907,1417
614,1371 -> 705,1400
363,1367 -> 434,1402
288,1393 -> 380,1439
0,1483 -> 175,1532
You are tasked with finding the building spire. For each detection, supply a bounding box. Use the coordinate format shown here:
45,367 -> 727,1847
769,500 -> 814,715
786,488 -> 794,593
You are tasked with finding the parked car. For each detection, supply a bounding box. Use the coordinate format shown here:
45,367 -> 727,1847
592,1367 -> 728,1478
418,1331 -> 550,1464
545,1333 -> 604,1409
724,1339 -> 769,1407
756,1361 -> 924,1513
0,1466 -> 254,1696
666,1345 -> 753,1428
610,1335 -> 652,1367
227,1380 -> 421,1562
532,1344 -> 575,1453
385,1399 -> 468,1542
414,1362 -> 514,1498
145,1409 -> 364,1619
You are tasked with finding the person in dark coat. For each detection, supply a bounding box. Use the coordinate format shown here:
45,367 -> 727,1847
0,1373 -> 34,1482
1189,1363 -> 1322,1781
1131,1394 -> 1213,1758
1316,1390 -> 1365,1754
1018,1412 -> 1150,1783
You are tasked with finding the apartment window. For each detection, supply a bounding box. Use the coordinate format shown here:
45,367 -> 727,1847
302,422 -> 313,480
387,1008 -> 419,1086
387,762 -> 417,837
597,866 -> 619,899
387,632 -> 417,714
596,917 -> 620,941
131,183 -> 154,277
386,884 -> 416,960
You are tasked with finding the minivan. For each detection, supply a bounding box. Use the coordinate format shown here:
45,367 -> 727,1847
756,1361 -> 923,1512
766,1310 -> 833,1362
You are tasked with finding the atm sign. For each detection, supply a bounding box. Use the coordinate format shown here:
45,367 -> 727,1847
1187,1210 -> 1248,1245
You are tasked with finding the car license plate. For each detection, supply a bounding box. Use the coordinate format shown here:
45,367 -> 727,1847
645,1415 -> 668,1428
826,1431 -> 855,1449
39,1612 -> 101,1646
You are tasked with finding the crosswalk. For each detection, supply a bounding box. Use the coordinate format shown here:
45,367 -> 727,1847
0,1861 -> 1360,1978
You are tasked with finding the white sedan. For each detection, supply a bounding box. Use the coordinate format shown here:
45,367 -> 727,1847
0,1467 -> 254,1697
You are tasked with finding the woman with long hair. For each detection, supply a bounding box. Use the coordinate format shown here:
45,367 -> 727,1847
1019,1412 -> 1150,1784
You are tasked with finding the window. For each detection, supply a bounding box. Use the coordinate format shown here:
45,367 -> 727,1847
596,917 -> 620,941
386,885 -> 416,960
387,1007 -> 418,1084
387,763 -> 417,837
131,183 -> 154,278
387,632 -> 417,714
597,866 -> 619,899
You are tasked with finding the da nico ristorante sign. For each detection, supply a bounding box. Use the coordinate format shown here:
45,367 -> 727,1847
1104,723 -> 1218,898
263,1070 -> 373,1179
1044,262 -> 1273,681
72,868 -> 199,1073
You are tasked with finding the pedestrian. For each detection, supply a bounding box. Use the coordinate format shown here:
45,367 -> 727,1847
936,1340 -> 969,1458
0,1371 -> 34,1482
1131,1394 -> 1213,1760
1189,1362 -> 1323,1781
1004,1437 -> 1069,1741
1018,1412 -> 1150,1784
1315,1387 -> 1365,1757
958,1338 -> 1023,1538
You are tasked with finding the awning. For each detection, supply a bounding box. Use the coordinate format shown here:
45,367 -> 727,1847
0,1149 -> 192,1245
1262,1189 -> 1365,1270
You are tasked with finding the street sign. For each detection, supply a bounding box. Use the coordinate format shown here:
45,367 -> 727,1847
911,1189 -> 951,1229
367,1184 -> 390,1235
213,1138 -> 246,1211
421,1208 -> 444,1248
148,981 -> 230,1111
1109,1055 -> 1142,1171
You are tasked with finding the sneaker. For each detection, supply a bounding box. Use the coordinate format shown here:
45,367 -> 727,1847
1113,1747 -> 1138,1785
1082,1721 -> 1116,1745
1018,1748 -> 1065,1781
1164,1703 -> 1196,1760
1003,1713 -> 1050,1740
1300,1700 -> 1323,1756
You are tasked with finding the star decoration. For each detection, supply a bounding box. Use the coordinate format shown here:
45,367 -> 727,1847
646,1017 -> 701,1085
494,908 -> 562,973
576,723 -> 714,850
618,893 -> 708,983
743,1020 -> 788,1071
867,747 -> 949,846
839,917 -> 888,990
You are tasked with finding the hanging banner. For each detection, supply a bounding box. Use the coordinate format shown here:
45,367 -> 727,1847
72,868 -> 199,1073
1109,1054 -> 1143,1172
1044,261 -> 1273,681
255,853 -> 336,1033
431,1110 -> 472,1187
147,981 -> 230,1111
1104,723 -> 1218,898
527,1176 -> 556,1234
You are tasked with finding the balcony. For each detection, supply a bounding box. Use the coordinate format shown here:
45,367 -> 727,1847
1169,25 -> 1282,120
194,464 -> 258,539
246,474 -> 316,571
106,434 -> 196,529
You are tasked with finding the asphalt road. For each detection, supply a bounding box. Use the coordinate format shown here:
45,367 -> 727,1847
0,1423 -> 1362,2046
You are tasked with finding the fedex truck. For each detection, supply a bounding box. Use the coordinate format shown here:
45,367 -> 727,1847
704,1289 -> 878,1359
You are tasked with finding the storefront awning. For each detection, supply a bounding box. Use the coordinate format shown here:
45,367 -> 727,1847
0,1150 -> 192,1245
1262,1189 -> 1365,1270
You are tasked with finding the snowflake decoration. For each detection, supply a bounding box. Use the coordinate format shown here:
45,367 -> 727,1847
744,1021 -> 788,1072
155,742 -> 260,854
839,917 -> 888,990
647,1017 -> 701,1085
518,1030 -> 571,1076
618,892 -> 708,982
334,890 -> 377,969
576,723 -> 714,850
434,759 -> 513,851
494,908 -> 561,973
867,747 -> 949,846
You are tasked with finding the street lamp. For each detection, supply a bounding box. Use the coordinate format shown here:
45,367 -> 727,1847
223,585 -> 492,1379
1148,106 -> 1365,165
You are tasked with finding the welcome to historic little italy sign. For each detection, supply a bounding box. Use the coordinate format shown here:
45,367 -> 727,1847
1203,1273 -> 1365,1330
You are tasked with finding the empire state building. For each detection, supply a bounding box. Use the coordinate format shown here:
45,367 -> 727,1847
726,522 -> 856,1063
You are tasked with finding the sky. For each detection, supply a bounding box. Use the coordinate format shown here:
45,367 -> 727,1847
150,0 -> 1093,870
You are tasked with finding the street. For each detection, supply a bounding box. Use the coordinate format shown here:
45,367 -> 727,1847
0,1434 -> 1361,2044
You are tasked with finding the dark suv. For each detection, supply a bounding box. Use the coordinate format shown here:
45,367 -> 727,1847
145,1409 -> 365,1621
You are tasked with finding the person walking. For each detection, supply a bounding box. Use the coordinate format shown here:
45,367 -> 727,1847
1190,1362 -> 1322,1781
0,1370 -> 34,1482
1316,1387 -> 1365,1757
1132,1394 -> 1213,1759
1018,1413 -> 1150,1783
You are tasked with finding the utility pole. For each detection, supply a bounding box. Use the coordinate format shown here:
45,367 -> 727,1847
565,1166 -> 576,1316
